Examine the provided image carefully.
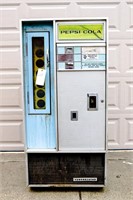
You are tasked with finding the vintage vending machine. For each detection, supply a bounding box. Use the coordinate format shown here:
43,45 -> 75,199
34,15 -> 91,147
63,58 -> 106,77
21,18 -> 108,187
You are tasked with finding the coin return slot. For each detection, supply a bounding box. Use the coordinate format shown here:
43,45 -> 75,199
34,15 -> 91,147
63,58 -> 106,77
71,111 -> 78,121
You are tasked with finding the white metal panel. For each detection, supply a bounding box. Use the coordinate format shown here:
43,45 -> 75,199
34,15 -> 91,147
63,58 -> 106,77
57,71 -> 106,151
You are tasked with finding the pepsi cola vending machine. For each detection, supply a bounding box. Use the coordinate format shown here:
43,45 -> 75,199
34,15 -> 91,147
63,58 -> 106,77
21,18 -> 108,187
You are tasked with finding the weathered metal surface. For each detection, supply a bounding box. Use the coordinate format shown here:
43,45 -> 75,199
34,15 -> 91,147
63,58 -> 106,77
23,22 -> 56,149
28,153 -> 105,185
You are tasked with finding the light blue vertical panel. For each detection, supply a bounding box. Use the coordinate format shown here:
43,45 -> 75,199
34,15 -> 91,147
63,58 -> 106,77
26,115 -> 56,148
23,22 -> 56,149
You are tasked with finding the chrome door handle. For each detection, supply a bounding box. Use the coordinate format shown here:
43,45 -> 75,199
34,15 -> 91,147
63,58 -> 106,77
46,49 -> 49,67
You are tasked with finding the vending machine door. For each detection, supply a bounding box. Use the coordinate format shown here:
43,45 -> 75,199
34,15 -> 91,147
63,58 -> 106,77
57,71 -> 106,151
23,24 -> 56,149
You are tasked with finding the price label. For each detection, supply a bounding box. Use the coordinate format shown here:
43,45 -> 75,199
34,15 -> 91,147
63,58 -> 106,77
36,69 -> 46,86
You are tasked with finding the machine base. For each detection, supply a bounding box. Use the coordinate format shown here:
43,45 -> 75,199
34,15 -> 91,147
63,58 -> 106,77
27,153 -> 105,187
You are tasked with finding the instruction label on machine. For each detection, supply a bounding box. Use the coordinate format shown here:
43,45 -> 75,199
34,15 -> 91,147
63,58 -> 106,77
57,46 -> 106,70
82,47 -> 105,69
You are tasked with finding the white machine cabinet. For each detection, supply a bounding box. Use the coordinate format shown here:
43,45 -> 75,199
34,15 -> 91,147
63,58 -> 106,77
22,19 -> 108,187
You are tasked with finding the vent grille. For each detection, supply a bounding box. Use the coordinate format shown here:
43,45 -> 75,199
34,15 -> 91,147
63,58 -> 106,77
28,153 -> 105,185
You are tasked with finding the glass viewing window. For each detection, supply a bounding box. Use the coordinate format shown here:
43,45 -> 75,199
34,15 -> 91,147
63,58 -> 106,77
32,37 -> 46,109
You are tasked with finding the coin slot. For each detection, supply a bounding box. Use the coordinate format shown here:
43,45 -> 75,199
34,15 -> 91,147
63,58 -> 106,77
71,111 -> 78,121
90,96 -> 96,108
87,94 -> 98,111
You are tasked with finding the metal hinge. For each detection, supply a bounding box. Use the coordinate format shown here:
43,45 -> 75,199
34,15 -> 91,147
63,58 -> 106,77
26,43 -> 28,56
27,92 -> 29,104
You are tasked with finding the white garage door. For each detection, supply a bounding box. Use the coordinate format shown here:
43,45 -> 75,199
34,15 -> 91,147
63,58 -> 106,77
0,0 -> 132,150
